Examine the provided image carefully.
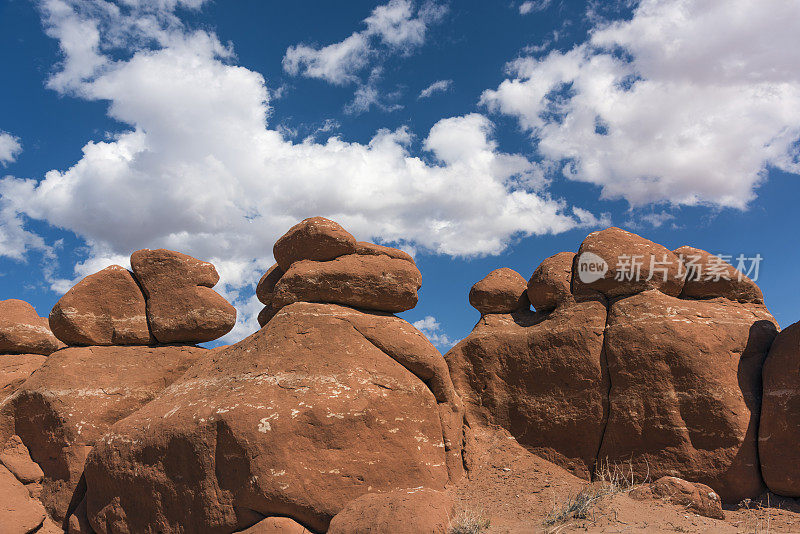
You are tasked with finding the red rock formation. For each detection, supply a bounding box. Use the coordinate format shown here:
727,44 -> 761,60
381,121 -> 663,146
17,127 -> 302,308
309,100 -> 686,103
674,245 -> 763,304
0,463 -> 47,534
273,217 -> 357,271
327,488 -> 453,533
468,268 -> 529,314
131,249 -> 236,343
49,265 -> 152,346
631,476 -> 724,519
1,355 -> 46,399
83,302 -> 463,533
759,320 -> 800,497
0,345 -> 207,521
0,299 -> 63,356
526,251 -> 575,312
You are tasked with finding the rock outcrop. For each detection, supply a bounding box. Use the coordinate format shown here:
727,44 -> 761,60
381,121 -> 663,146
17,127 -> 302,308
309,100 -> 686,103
468,268 -> 528,314
77,218 -> 461,533
674,245 -> 763,304
257,217 -> 422,323
0,299 -> 62,356
446,227 -> 778,503
759,320 -> 800,497
49,265 -> 152,346
131,249 -> 236,343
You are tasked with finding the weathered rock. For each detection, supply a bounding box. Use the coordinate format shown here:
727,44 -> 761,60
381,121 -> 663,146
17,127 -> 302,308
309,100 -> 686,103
49,265 -> 152,346
327,488 -> 453,534
599,290 -> 777,502
0,435 -> 43,485
526,252 -> 575,312
130,249 -> 236,343
273,255 -> 422,313
1,354 -> 46,400
0,299 -> 63,356
650,476 -> 724,520
257,305 -> 280,328
355,241 -> 414,263
0,464 -> 46,534
273,217 -> 357,271
83,302 -> 462,533
572,227 -> 684,298
759,320 -> 800,497
674,246 -> 763,304
256,264 -> 284,306
0,345 -> 207,520
468,268 -> 528,314
445,300 -> 607,479
239,517 -> 311,533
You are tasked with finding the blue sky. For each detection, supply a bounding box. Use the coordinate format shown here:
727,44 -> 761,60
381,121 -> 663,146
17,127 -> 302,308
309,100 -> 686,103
1,0 -> 799,348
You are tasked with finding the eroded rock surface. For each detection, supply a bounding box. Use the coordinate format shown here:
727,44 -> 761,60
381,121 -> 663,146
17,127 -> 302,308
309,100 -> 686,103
0,299 -> 62,356
327,488 -> 453,534
468,268 -> 528,315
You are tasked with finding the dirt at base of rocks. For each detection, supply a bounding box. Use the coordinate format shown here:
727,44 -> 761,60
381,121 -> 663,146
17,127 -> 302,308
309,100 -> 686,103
452,424 -> 800,533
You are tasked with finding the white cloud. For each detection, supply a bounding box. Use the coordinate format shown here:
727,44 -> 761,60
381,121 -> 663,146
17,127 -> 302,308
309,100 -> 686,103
519,0 -> 551,15
412,315 -> 458,350
418,79 -> 452,99
0,132 -> 22,166
283,0 -> 444,86
0,0 -> 601,341
483,0 -> 800,209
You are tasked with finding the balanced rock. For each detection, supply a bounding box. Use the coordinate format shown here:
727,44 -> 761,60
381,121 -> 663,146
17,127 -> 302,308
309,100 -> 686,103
256,263 -> 284,306
49,265 -> 152,346
526,252 -> 575,312
273,217 -> 357,271
598,290 -> 777,502
0,299 -> 63,355
83,302 -> 463,533
446,299 -> 607,479
327,488 -> 453,534
272,255 -> 422,313
759,320 -> 800,497
572,227 -> 684,298
131,249 -> 236,343
0,355 -> 46,399
468,268 -> 528,314
0,345 -> 207,520
674,245 -> 763,304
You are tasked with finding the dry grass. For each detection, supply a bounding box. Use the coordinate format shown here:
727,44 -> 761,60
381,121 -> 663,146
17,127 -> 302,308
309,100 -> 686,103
448,509 -> 491,534
739,497 -> 773,533
543,459 -> 646,531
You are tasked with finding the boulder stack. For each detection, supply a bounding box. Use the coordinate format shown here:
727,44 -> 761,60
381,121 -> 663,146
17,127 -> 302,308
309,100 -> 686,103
446,227 -> 779,502
78,218 -> 463,533
1,249 -> 233,524
468,268 -> 529,314
256,217 -> 422,322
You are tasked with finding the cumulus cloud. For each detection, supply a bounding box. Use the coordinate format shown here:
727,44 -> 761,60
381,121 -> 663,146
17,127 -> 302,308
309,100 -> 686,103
0,132 -> 22,166
0,0 -> 600,342
483,0 -> 800,209
412,315 -> 458,350
418,79 -> 452,99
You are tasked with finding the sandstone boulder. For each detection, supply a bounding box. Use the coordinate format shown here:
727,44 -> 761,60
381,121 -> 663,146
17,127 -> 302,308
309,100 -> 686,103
0,435 -> 43,485
355,241 -> 414,263
599,290 -> 777,502
257,304 -> 280,328
256,264 -> 284,306
468,268 -> 528,314
759,320 -> 800,497
83,302 -> 462,533
273,255 -> 422,313
131,249 -> 236,343
0,464 -> 46,534
0,345 -> 207,520
273,217 -> 357,271
238,517 -> 311,533
1,354 -> 46,399
49,265 -> 152,346
650,476 -> 724,520
674,246 -> 763,304
327,488 -> 453,534
445,299 -> 607,479
572,227 -> 684,298
526,252 -> 575,312
0,299 -> 63,356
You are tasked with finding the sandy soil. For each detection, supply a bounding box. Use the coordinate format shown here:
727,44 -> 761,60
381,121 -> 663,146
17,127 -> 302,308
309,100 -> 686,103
452,422 -> 800,533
